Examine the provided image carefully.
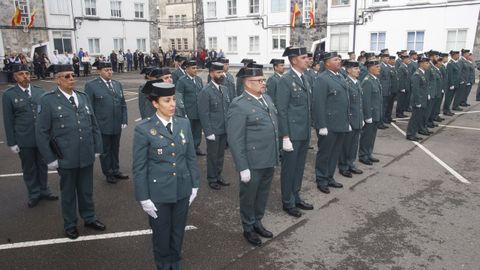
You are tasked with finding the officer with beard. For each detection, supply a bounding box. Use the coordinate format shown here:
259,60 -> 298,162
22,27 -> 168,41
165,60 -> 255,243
197,62 -> 231,190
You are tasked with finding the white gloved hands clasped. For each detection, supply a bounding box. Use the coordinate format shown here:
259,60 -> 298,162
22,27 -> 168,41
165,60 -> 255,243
348,125 -> 352,132
95,153 -> 101,158
189,188 -> 198,206
416,104 -> 422,108
10,145 -> 20,154
47,160 -> 59,170
282,137 -> 294,152
140,199 -> 158,219
121,124 -> 127,129
449,86 -> 455,90
206,134 -> 215,141
365,118 -> 373,124
400,89 -> 406,93
240,169 -> 251,183
319,128 -> 328,136
428,94 -> 431,100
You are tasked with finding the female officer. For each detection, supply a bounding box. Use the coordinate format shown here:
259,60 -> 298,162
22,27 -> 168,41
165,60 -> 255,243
133,82 -> 200,270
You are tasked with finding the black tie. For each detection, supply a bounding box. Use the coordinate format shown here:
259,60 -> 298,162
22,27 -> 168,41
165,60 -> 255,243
69,96 -> 77,110
300,75 -> 306,86
107,81 -> 115,94
25,89 -> 30,97
258,97 -> 268,111
166,122 -> 173,135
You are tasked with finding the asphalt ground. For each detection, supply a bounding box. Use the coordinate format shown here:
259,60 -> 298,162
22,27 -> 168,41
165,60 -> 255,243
1,71 -> 480,270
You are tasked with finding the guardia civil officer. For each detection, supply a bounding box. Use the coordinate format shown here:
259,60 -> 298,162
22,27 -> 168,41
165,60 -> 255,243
133,82 -> 200,270
425,51 -> 442,129
305,52 -> 316,87
139,67 -> 174,119
172,55 -> 187,84
443,50 -> 461,116
276,47 -> 314,217
338,60 -> 364,178
219,57 -> 237,100
176,60 -> 205,155
358,60 -> 382,165
2,64 -> 58,208
227,66 -> 279,247
197,62 -> 231,190
266,58 -> 285,105
396,54 -> 411,118
433,53 -> 449,121
236,58 -> 255,96
36,65 -> 105,239
85,62 -> 128,184
385,55 -> 399,124
312,52 -> 349,194
457,49 -> 474,107
406,55 -> 431,141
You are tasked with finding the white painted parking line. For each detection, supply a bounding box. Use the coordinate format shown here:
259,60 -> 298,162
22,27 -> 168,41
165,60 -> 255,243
0,226 -> 198,250
135,118 -> 142,122
391,123 -> 470,184
0,141 -> 4,144
437,124 -> 480,131
453,110 -> 480,115
0,171 -> 57,178
126,97 -> 138,102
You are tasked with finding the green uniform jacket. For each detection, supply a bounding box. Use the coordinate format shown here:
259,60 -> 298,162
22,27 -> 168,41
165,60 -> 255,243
359,64 -> 368,82
276,70 -> 311,140
133,116 -> 200,203
346,77 -> 364,130
395,58 -> 402,70
465,60 -> 475,84
458,57 -> 468,85
410,69 -> 428,108
85,77 -> 127,135
312,70 -> 350,132
361,74 -> 382,122
224,72 -> 237,100
172,67 -> 186,84
380,63 -> 391,96
305,68 -> 317,87
430,66 -> 443,98
226,92 -> 279,172
389,65 -> 399,95
266,72 -> 281,105
439,64 -> 448,92
36,88 -> 103,168
176,75 -> 203,119
3,84 -> 45,147
398,64 -> 411,93
447,60 -> 460,89
197,82 -> 230,136
138,83 -> 156,119
425,66 -> 436,98
408,60 -> 418,76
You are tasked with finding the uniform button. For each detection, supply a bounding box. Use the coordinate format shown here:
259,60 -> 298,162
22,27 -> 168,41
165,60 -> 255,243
153,179 -> 157,183
173,172 -> 176,176
79,129 -> 82,132
60,114 -> 63,118
79,136 -> 83,140
172,153 -> 176,157
171,143 -> 175,147
252,146 -> 256,150
61,124 -> 64,128
77,121 -> 81,124
172,163 -> 176,167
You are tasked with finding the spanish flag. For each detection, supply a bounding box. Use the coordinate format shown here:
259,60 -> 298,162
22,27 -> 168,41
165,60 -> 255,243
309,1 -> 315,28
291,2 -> 301,28
28,9 -> 36,28
11,5 -> 21,27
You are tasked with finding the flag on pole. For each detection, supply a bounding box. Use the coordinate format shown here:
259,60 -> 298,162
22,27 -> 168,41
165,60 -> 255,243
309,1 -> 315,28
28,9 -> 36,28
291,2 -> 301,28
11,5 -> 21,27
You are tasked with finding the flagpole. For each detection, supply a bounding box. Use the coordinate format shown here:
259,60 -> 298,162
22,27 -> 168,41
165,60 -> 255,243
353,0 -> 358,52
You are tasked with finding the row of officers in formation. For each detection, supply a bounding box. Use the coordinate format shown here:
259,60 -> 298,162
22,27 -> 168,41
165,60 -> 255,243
2,45 -> 475,269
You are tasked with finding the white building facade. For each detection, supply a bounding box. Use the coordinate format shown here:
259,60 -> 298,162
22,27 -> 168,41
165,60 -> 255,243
202,0 -> 292,64
159,0 -> 196,52
326,0 -> 480,57
44,0 -> 157,57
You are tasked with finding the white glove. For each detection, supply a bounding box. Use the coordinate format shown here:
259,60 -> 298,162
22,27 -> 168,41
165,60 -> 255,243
95,153 -> 101,158
365,118 -> 373,124
441,89 -> 445,94
428,94 -> 431,100
361,121 -> 365,128
348,125 -> 352,131
282,137 -> 294,152
460,81 -> 465,84
206,134 -> 215,141
400,89 -> 406,93
449,86 -> 454,90
240,169 -> 251,183
467,83 -> 471,86
10,145 -> 20,154
47,160 -> 59,170
416,104 -> 422,108
121,124 -> 127,129
189,188 -> 198,206
140,199 -> 158,219
319,128 -> 328,136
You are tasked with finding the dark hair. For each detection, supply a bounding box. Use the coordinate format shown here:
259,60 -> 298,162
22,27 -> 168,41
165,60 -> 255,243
147,96 -> 160,102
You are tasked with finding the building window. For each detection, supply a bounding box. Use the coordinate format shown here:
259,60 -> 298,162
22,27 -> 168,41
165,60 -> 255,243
137,38 -> 146,52
169,15 -> 174,26
272,28 -> 286,50
48,0 -> 69,15
113,38 -> 124,51
303,0 -> 314,25
446,29 -> 467,50
228,36 -> 237,52
175,15 -> 180,26
183,38 -> 189,50
177,38 -> 182,50
373,0 -> 388,2
110,1 -> 122,17
330,25 -> 349,52
271,0 -> 286,12
370,32 -> 386,51
407,31 -> 424,51
331,0 -> 350,6
53,31 -> 72,54
88,38 -> 100,54
249,0 -> 259,14
181,15 -> 187,24
170,39 -> 175,49
208,37 -> 217,50
249,36 -> 260,52
207,1 -> 216,18
85,0 -> 96,16
134,3 -> 144,18
227,0 -> 237,15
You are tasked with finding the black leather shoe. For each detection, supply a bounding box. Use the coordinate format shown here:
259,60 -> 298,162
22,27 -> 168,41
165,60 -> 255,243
396,114 -> 408,118
283,207 -> 302,217
243,231 -> 262,246
377,124 -> 389,129
427,123 -> 435,128
308,146 -> 314,149
317,185 -> 330,194
339,170 -> 352,178
208,182 -> 221,190
114,172 -> 129,179
388,119 -> 396,123
369,157 -> 380,163
443,111 -> 454,116
296,200 -> 314,210
106,176 -> 118,184
452,107 -> 463,111
27,197 -> 40,208
415,136 -> 424,141
217,179 -> 230,186
359,159 -> 373,165
85,220 -> 106,231
349,168 -> 363,174
465,103 -> 471,106
40,194 -> 59,201
328,181 -> 343,188
196,150 -> 206,156
65,227 -> 79,239
418,130 -> 430,136
253,225 -> 273,238
406,136 -> 420,141
460,103 -> 468,107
